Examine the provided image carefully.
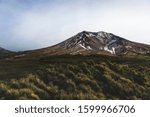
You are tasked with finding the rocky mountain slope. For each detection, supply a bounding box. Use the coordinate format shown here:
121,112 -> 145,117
0,47 -> 14,59
36,31 -> 150,56
0,47 -> 11,54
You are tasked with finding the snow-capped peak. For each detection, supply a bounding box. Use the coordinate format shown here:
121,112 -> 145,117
59,30 -> 150,55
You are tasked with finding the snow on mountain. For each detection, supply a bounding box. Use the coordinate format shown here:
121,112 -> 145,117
60,31 -> 120,54
58,31 -> 150,55
32,31 -> 150,56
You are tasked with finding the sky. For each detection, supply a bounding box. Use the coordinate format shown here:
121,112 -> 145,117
0,0 -> 150,51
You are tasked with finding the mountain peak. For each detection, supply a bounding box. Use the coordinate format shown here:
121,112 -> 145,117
78,30 -> 110,38
77,31 -> 117,43
38,31 -> 150,56
60,31 -> 123,54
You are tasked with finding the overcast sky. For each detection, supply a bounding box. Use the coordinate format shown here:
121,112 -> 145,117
0,0 -> 150,51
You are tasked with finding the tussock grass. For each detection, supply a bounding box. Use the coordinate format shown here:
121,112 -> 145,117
0,55 -> 150,99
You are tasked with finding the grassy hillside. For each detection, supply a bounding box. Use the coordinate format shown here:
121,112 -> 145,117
0,55 -> 150,99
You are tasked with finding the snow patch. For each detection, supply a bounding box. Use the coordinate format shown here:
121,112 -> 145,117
79,44 -> 92,50
126,46 -> 132,49
87,46 -> 92,50
88,33 -> 95,37
112,47 -> 116,54
79,44 -> 86,49
109,39 -> 117,45
99,47 -> 103,50
104,46 -> 115,54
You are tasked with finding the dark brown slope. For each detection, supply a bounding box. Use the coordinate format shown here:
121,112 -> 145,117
28,31 -> 150,56
0,47 -> 12,54
10,31 -> 150,59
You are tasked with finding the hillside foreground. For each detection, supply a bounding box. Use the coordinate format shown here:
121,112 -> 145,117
0,54 -> 150,99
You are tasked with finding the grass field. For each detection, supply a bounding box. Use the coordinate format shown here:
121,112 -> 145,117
0,54 -> 150,99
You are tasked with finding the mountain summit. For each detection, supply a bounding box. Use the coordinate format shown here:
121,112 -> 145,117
39,31 -> 150,56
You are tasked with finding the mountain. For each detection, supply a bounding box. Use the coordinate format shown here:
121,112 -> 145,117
0,47 -> 15,59
36,31 -> 150,56
0,47 -> 11,54
0,31 -> 150,100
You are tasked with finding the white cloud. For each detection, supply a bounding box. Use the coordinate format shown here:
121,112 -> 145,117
0,0 -> 150,51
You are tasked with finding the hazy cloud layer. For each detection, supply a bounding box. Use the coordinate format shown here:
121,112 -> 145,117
0,0 -> 150,51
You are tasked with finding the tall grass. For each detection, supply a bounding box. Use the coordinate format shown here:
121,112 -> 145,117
0,55 -> 150,99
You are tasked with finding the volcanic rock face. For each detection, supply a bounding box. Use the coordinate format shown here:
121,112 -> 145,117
56,31 -> 150,55
28,31 -> 150,56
